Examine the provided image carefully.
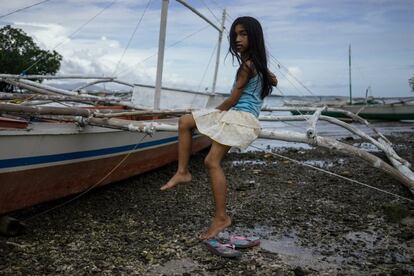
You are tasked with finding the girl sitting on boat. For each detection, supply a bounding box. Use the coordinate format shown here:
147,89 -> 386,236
160,16 -> 277,240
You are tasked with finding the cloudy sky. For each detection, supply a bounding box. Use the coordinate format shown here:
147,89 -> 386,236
1,0 -> 413,97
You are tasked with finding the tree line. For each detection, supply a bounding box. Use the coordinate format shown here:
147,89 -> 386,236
0,25 -> 62,92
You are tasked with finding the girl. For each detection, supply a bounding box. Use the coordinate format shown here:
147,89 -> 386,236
160,16 -> 277,240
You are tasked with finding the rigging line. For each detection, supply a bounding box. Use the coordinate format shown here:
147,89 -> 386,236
197,41 -> 218,93
270,54 -> 315,96
117,25 -> 210,78
274,86 -> 285,96
0,0 -> 53,19
24,132 -> 149,222
269,60 -> 307,97
22,0 -> 119,74
249,144 -> 414,203
207,0 -> 232,19
112,0 -> 153,76
197,0 -> 221,25
267,60 -> 315,124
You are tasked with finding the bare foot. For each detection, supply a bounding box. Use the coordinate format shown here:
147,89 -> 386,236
160,172 -> 192,191
200,215 -> 232,240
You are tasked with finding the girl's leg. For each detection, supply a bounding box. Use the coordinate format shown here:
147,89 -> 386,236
200,141 -> 231,240
160,114 -> 196,191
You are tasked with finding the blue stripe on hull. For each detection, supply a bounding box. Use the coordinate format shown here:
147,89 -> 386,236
0,135 -> 178,169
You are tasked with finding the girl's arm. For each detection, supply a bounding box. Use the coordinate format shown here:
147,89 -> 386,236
216,62 -> 253,111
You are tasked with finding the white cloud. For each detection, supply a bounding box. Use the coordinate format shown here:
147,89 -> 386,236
1,0 -> 413,96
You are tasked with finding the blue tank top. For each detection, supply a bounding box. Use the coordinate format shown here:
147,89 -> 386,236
231,74 -> 263,117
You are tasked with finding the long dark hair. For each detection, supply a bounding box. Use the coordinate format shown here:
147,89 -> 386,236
229,16 -> 272,99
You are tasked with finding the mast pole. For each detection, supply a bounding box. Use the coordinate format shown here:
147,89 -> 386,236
212,9 -> 226,94
175,0 -> 221,32
348,44 -> 352,105
154,0 -> 169,110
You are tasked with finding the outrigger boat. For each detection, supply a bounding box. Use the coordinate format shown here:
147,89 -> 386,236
1,2 -> 414,236
0,99 -> 211,215
0,0 -> 227,220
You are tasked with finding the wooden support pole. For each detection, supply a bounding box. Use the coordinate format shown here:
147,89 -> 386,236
0,92 -> 101,103
2,79 -> 146,110
259,128 -> 414,194
259,114 -> 410,167
3,79 -> 56,95
94,108 -> 191,118
306,106 -> 327,139
0,74 -> 115,80
262,106 -> 391,144
0,103 -> 94,117
86,117 -> 178,133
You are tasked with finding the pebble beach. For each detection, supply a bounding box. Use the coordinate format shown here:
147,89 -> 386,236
1,132 -> 414,275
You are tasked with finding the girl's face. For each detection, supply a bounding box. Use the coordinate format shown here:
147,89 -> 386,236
234,24 -> 249,54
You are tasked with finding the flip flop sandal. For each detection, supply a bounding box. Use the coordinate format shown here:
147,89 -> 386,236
230,235 -> 260,249
204,239 -> 242,258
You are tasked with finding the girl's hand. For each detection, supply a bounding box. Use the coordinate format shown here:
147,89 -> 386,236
269,72 -> 278,87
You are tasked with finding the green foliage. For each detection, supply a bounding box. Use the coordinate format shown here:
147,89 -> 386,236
409,75 -> 414,92
0,25 -> 62,91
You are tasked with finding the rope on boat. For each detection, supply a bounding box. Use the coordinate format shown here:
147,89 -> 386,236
0,0 -> 53,19
117,25 -> 211,78
23,133 -> 149,222
249,145 -> 414,203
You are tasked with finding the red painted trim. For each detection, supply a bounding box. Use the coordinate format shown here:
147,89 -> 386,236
0,117 -> 28,129
0,136 -> 210,214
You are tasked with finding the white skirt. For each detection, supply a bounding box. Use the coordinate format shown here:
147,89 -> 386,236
192,109 -> 261,149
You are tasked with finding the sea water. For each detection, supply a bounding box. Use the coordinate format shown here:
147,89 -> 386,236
130,88 -> 414,151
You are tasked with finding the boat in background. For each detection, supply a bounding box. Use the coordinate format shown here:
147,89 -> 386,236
286,96 -> 414,121
286,45 -> 414,121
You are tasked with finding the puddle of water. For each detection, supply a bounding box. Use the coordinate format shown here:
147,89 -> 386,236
220,225 -> 344,271
218,223 -> 414,272
260,234 -> 344,270
303,158 -> 345,168
303,160 -> 334,168
231,160 -> 268,166
231,160 -> 279,166
353,142 -> 382,152
247,139 -> 313,152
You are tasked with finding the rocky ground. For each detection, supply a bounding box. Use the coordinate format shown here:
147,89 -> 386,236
1,133 -> 414,275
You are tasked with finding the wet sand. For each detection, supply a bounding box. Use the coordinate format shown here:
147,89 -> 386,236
1,133 -> 414,275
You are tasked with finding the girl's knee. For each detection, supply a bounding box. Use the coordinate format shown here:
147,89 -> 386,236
204,155 -> 220,170
178,114 -> 194,131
